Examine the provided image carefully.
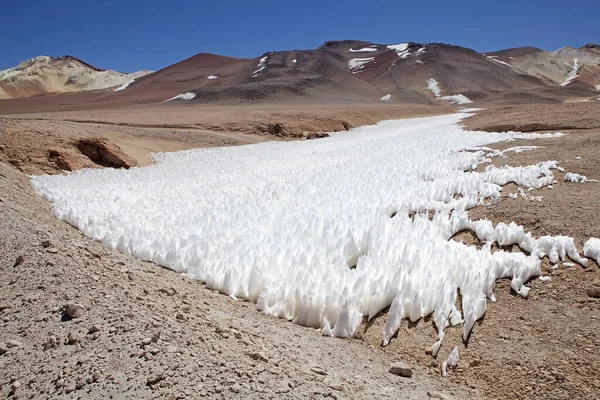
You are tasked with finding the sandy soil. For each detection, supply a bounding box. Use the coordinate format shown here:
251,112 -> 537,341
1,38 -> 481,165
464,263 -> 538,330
2,102 -> 600,399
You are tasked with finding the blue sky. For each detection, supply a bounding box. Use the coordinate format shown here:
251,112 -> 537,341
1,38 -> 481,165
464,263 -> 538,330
1,0 -> 598,72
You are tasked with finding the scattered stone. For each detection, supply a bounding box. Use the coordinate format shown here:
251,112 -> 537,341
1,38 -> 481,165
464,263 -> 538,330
305,132 -> 330,140
0,344 -> 9,355
6,339 -> 22,348
41,239 -> 52,248
64,303 -> 85,319
65,384 -> 76,394
88,325 -> 100,334
587,286 -> 600,298
46,248 -> 58,254
141,337 -> 152,346
10,381 -> 21,393
12,255 -> 24,267
66,332 -> 79,345
469,359 -> 481,367
55,379 -> 65,389
311,366 -> 328,376
127,272 -> 135,280
231,384 -> 242,393
146,374 -> 165,386
342,121 -> 353,131
389,361 -> 413,378
248,352 -> 268,362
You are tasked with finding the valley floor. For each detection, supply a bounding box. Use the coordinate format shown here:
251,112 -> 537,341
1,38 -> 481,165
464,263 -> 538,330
1,102 -> 599,399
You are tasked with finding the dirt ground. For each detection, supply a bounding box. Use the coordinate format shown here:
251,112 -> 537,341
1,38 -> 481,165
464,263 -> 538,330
0,103 -> 449,173
1,101 -> 600,399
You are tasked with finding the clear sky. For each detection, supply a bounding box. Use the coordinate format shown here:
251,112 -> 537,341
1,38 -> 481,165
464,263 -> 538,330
2,0 -> 598,73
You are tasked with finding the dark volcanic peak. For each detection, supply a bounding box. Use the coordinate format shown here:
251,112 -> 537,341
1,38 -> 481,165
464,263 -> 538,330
52,55 -> 106,72
581,42 -> 599,49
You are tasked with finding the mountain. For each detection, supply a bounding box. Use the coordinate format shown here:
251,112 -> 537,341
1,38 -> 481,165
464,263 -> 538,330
0,56 -> 152,99
485,43 -> 600,88
1,41 -> 599,114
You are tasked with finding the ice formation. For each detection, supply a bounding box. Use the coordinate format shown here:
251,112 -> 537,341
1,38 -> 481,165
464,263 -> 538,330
348,57 -> 374,72
31,113 -> 589,355
113,79 -> 135,92
584,238 -> 600,265
441,346 -> 459,377
380,94 -> 391,101
164,92 -> 196,102
252,56 -> 268,77
564,173 -> 597,183
387,43 -> 425,59
349,47 -> 377,52
207,75 -> 219,80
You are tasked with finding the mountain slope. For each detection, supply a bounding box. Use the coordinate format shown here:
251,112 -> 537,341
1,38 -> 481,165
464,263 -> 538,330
0,56 -> 152,99
486,43 -> 600,88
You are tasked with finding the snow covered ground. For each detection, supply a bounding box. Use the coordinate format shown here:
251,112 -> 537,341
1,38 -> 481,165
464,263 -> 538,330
113,79 -> 135,92
164,92 -> 196,102
32,113 -> 590,353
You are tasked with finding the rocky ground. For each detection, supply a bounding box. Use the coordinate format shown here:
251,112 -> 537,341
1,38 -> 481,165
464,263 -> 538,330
1,102 -> 600,399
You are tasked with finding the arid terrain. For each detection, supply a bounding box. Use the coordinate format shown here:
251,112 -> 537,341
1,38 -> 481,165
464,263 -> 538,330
1,99 -> 599,400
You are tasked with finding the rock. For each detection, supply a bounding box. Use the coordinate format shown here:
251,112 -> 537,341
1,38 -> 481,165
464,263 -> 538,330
146,374 -> 165,386
41,239 -> 52,248
88,325 -> 100,334
0,345 -> 8,355
342,121 -> 353,131
66,332 -> 79,345
258,123 -> 288,137
141,337 -> 152,346
469,359 -> 481,367
46,248 -> 58,254
48,149 -> 79,171
389,361 -> 413,378
248,351 -> 268,362
310,366 -> 328,376
231,384 -> 242,393
65,384 -> 76,394
586,286 -> 600,298
12,255 -> 24,267
55,379 -> 65,389
305,132 -> 330,140
10,381 -> 21,393
64,303 -> 85,319
6,339 -> 22,348
76,137 -> 137,169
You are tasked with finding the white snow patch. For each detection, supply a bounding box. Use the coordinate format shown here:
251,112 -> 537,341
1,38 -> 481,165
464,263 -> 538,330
487,56 -> 513,68
387,43 -> 408,53
562,58 -> 579,86
207,75 -> 219,80
349,47 -> 377,52
562,262 -> 576,267
458,108 -> 484,113
441,95 -> 473,105
416,60 -> 423,64
538,276 -> 552,282
563,172 -> 599,183
292,59 -> 297,64
380,94 -> 391,101
427,78 -> 441,97
348,57 -> 374,72
31,113 -> 587,352
252,56 -> 268,77
113,79 -> 135,92
584,238 -> 600,264
441,346 -> 459,377
164,92 -> 196,102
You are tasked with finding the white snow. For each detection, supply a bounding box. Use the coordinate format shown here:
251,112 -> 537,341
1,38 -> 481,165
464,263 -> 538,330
387,43 -> 426,59
387,43 -> 409,53
164,92 -> 196,102
538,276 -> 552,282
428,79 -> 472,104
113,79 -> 135,92
487,56 -> 513,68
380,94 -> 391,101
584,238 -> 600,264
563,172 -> 599,183
31,113 -> 588,355
441,95 -> 473,105
207,75 -> 219,80
562,58 -> 579,86
348,57 -> 374,72
441,346 -> 459,377
292,59 -> 297,64
252,56 -> 268,77
349,47 -> 378,52
427,78 -> 441,97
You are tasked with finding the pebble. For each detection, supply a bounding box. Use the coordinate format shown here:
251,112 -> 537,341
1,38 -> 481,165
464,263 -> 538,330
231,384 -> 241,393
6,339 -> 22,348
46,248 -> 58,254
141,337 -> 152,346
311,366 -> 328,376
587,286 -> 600,298
64,303 -> 85,319
10,381 -> 21,392
55,379 -> 65,389
0,345 -> 8,354
65,384 -> 76,394
88,325 -> 100,334
13,255 -> 24,267
389,361 -> 413,378
248,351 -> 268,362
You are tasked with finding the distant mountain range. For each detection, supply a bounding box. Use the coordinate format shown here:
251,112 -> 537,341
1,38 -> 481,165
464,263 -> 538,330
1,41 -> 598,113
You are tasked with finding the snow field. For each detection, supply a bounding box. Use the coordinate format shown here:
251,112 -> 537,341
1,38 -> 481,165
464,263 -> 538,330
32,113 -> 590,358
113,79 -> 135,92
164,92 -> 196,102
348,57 -> 374,71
